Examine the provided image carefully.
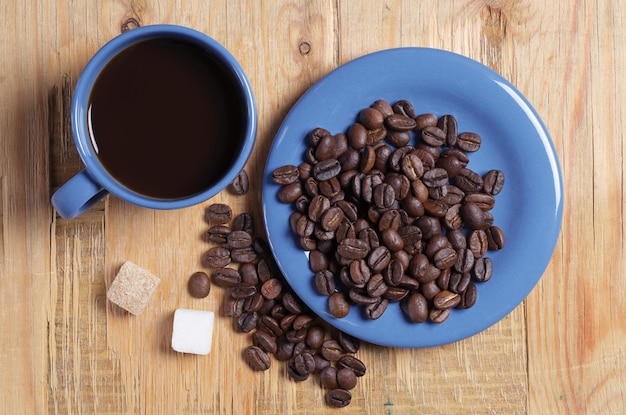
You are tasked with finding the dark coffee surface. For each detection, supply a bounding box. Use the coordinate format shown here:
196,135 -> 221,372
88,38 -> 244,199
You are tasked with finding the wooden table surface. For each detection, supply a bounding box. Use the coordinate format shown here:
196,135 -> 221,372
1,1 -> 624,414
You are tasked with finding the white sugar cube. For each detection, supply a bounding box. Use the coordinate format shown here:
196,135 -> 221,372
171,308 -> 215,355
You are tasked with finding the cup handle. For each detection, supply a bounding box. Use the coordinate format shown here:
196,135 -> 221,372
51,170 -> 109,219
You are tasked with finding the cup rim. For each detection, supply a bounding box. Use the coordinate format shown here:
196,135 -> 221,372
72,24 -> 257,209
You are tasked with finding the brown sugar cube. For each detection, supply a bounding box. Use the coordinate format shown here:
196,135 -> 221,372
107,261 -> 160,315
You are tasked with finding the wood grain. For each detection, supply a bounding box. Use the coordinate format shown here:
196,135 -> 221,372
1,0 -> 625,414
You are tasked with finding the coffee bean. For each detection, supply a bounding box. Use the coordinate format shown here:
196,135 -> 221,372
433,247 -> 457,270
347,123 -> 367,150
460,202 -> 487,230
230,169 -> 249,194
320,206 -> 344,232
304,325 -> 325,349
231,246 -> 258,263
415,215 -> 441,240
433,289 -> 461,309
415,113 -> 438,130
368,246 -> 391,273
320,366 -> 339,389
206,225 -> 231,244
307,195 -> 330,222
239,263 -> 259,285
244,345 -> 271,371
448,228 -> 467,250
315,270 -> 336,295
435,156 -> 462,179
294,352 -> 316,376
337,355 -> 366,377
260,278 -> 283,300
486,225 -> 505,250
309,127 -> 330,146
359,146 -> 377,173
349,288 -> 377,305
316,134 -> 348,161
429,307 -> 451,324
237,312 -> 258,332
366,127 -> 388,146
387,130 -> 411,147
359,107 -> 385,130
231,283 -> 257,299
385,113 -> 417,131
421,280 -> 441,301
252,330 -> 278,354
458,282 -> 478,308
373,183 -> 395,208
468,229 -> 489,258
233,213 -> 255,235
374,145 -> 393,171
365,298 -> 388,319
204,246 -> 231,268
205,203 -> 232,224
337,332 -> 360,354
274,337 -> 295,361
443,203 -> 463,234
455,168 -> 484,193
401,153 -> 424,181
457,132 -> 482,152
257,315 -> 282,338
411,178 -> 429,202
337,238 -> 370,260
421,126 -> 446,147
243,293 -> 264,313
337,368 -> 358,390
212,267 -> 241,287
321,339 -> 344,361
383,286 -> 409,302
272,164 -> 299,185
313,158 -> 341,181
227,230 -> 253,249
277,182 -> 303,203
326,389 -> 352,408
188,271 -> 210,298
328,292 -> 350,318
312,355 -> 330,373
370,99 -> 394,117
349,259 -> 371,286
401,291 -> 428,323
422,168 -> 449,188
449,271 -> 471,294
454,248 -> 475,273
377,209 -> 401,232
437,114 -> 458,146
472,257 -> 493,282
483,169 -> 505,195
392,99 -> 417,118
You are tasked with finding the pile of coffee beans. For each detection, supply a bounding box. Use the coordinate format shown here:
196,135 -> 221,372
203,202 -> 366,408
272,99 -> 505,325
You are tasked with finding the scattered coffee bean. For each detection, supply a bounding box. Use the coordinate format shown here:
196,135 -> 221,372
326,389 -> 352,408
199,204 -> 367,407
188,271 -> 211,298
230,169 -> 249,194
244,345 -> 271,371
205,203 -> 232,224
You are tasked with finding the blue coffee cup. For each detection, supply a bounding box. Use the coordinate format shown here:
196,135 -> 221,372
51,25 -> 257,219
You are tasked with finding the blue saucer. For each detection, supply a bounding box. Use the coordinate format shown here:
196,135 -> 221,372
262,48 -> 563,348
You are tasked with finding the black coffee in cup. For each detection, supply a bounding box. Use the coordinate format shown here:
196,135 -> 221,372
87,37 -> 245,199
